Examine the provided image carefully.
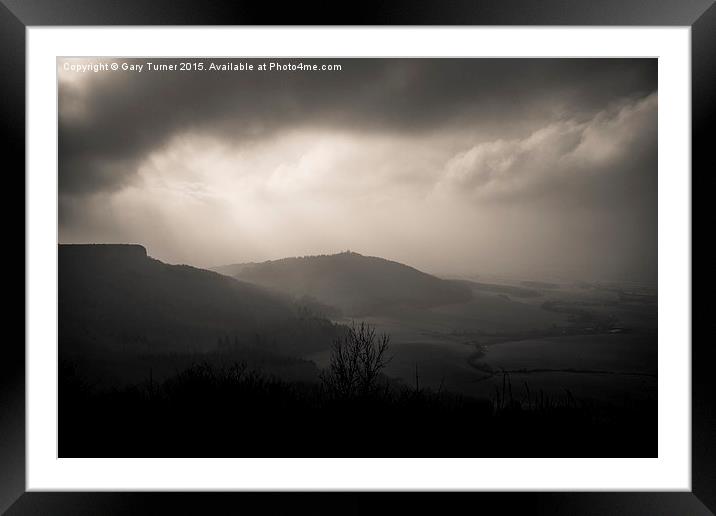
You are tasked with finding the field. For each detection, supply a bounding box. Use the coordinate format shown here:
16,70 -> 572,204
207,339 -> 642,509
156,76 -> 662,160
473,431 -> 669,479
309,279 -> 657,404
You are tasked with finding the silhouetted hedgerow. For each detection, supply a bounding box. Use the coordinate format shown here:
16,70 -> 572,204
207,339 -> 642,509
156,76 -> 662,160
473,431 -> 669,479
59,357 -> 656,458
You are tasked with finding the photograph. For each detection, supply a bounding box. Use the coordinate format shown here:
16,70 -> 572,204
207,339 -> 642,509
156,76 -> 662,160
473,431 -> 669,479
57,57 -> 658,458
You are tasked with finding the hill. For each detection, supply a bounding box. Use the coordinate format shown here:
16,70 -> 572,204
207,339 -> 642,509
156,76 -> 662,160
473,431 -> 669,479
59,244 -> 338,355
213,251 -> 473,316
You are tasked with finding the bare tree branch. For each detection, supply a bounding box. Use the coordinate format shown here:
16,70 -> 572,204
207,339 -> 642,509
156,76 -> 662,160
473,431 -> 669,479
320,321 -> 391,399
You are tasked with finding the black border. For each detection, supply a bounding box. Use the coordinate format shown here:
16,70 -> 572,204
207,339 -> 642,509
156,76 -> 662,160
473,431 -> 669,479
3,1 -> 714,514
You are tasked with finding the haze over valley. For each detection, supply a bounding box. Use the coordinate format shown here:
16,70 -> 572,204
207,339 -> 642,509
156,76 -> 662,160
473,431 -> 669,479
61,243 -> 656,405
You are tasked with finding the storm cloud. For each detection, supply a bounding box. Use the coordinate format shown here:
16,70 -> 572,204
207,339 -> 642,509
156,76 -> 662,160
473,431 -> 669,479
58,58 -> 657,283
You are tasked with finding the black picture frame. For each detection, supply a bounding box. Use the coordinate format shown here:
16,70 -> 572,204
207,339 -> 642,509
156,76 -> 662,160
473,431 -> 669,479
3,1 -> 713,514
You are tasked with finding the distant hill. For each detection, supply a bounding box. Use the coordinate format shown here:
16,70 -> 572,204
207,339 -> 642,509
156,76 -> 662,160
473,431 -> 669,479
59,244 -> 338,355
213,251 -> 473,316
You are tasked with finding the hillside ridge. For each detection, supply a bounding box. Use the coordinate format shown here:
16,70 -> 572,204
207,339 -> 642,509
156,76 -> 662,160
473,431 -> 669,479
213,250 -> 473,316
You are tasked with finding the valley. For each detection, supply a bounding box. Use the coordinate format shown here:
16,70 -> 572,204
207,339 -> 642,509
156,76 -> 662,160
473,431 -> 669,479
214,250 -> 657,405
59,244 -> 657,457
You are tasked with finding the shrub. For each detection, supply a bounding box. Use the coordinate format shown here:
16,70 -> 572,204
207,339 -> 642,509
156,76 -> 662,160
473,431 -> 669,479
320,321 -> 391,399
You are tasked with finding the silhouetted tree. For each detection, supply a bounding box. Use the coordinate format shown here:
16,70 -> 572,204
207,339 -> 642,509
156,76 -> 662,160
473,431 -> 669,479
320,322 -> 391,399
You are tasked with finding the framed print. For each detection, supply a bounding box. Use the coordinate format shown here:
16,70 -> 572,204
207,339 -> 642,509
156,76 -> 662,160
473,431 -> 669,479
3,0 -> 714,514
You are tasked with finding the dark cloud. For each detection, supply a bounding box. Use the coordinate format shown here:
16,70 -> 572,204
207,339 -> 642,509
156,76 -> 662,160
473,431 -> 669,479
58,58 -> 657,283
59,58 -> 656,195
436,93 -> 657,204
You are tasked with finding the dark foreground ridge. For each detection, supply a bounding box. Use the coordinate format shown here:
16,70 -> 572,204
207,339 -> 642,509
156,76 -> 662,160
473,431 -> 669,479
60,360 -> 656,458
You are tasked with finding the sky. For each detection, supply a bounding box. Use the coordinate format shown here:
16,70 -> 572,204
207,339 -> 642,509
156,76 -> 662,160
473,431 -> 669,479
58,58 -> 657,284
